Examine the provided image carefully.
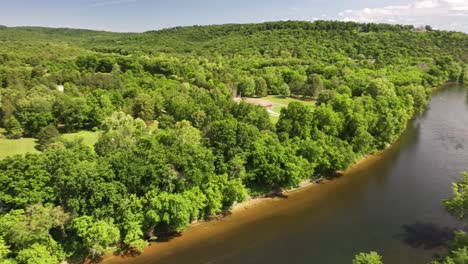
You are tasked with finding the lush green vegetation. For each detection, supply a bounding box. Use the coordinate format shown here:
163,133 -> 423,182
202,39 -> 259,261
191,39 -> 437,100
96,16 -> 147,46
0,131 -> 99,159
0,137 -> 39,159
353,251 -> 383,264
60,131 -> 100,149
430,172 -> 468,264
0,20 -> 467,262
265,95 -> 315,113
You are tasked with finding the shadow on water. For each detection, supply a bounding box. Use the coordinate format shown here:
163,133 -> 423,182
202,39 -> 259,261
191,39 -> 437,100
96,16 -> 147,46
113,248 -> 142,258
397,222 -> 456,250
154,231 -> 182,243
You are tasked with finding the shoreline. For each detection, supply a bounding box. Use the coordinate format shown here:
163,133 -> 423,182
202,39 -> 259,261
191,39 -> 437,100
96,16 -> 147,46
99,84 -> 457,263
100,139 -> 395,264
230,144 -> 389,214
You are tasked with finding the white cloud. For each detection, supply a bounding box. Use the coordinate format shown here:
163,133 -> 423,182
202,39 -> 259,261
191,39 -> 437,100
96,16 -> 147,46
89,0 -> 137,8
338,0 -> 468,31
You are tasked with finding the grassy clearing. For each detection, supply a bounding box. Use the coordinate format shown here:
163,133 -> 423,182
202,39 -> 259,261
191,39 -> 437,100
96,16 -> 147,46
271,105 -> 284,115
62,131 -> 101,147
242,95 -> 316,124
264,95 -> 316,108
0,137 -> 39,159
269,115 -> 280,124
263,96 -> 315,122
0,131 -> 100,159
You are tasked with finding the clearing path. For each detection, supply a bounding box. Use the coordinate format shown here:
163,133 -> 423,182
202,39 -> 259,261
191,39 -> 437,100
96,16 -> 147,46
234,96 -> 315,118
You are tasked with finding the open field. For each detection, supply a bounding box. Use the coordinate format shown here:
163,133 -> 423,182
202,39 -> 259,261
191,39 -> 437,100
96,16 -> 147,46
62,131 -> 101,147
0,137 -> 39,159
0,131 -> 100,159
239,95 -> 316,122
264,95 -> 316,109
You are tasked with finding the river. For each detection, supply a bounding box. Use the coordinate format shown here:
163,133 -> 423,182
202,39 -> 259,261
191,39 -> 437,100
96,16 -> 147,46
104,84 -> 468,264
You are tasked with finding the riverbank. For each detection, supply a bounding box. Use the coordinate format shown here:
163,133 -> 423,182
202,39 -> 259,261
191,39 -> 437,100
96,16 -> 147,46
101,134 -> 408,264
101,132 -> 399,264
101,84 -> 464,264
208,83 -> 454,216
95,84 -> 466,263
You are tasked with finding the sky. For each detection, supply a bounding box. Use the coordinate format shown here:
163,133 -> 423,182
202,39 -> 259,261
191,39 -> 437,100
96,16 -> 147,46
0,0 -> 467,33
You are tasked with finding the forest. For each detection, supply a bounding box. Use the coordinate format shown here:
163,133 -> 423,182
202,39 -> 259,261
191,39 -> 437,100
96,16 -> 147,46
0,20 -> 467,263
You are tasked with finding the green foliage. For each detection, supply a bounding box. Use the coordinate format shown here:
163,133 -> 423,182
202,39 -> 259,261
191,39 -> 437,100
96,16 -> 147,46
445,172 -> 468,221
276,102 -> 312,139
16,243 -> 58,264
145,191 -> 193,232
0,237 -> 11,261
238,77 -> 256,97
278,83 -> 291,97
433,173 -> 468,263
432,248 -> 468,264
462,65 -> 468,83
119,195 -> 147,252
304,73 -> 324,97
0,20 -> 466,261
352,251 -> 383,264
73,216 -> 120,258
255,77 -> 268,97
3,117 -> 22,139
94,112 -> 146,155
36,124 -> 60,151
0,204 -> 68,263
0,155 -> 54,208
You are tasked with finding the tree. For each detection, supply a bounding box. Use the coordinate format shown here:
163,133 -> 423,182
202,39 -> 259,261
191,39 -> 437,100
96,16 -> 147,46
304,73 -> 324,97
54,95 -> 90,132
352,251 -> 383,264
95,112 -> 146,156
0,20 -> 467,262
0,204 -> 69,261
255,77 -> 268,97
246,133 -> 308,190
282,70 -> 306,94
145,191 -> 192,233
36,124 -> 60,151
122,221 -> 147,253
76,55 -> 98,72
73,216 -> 120,258
366,78 -> 396,98
15,86 -> 57,137
278,83 -> 291,97
433,248 -> 468,264
18,112 -> 56,137
202,179 -> 224,216
4,116 -> 22,139
0,237 -> 11,262
276,102 -> 312,139
311,104 -> 344,137
183,187 -> 207,220
237,77 -> 255,97
16,243 -> 59,264
119,195 -> 147,252
432,172 -> 468,263
132,93 -> 155,122
0,155 -> 54,209
445,172 -> 468,221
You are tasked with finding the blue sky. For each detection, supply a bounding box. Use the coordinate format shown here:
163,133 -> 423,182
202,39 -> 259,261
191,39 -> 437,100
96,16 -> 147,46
0,0 -> 467,32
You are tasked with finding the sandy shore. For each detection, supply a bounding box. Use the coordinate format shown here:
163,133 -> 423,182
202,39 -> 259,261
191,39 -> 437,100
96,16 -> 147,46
229,147 -> 388,214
